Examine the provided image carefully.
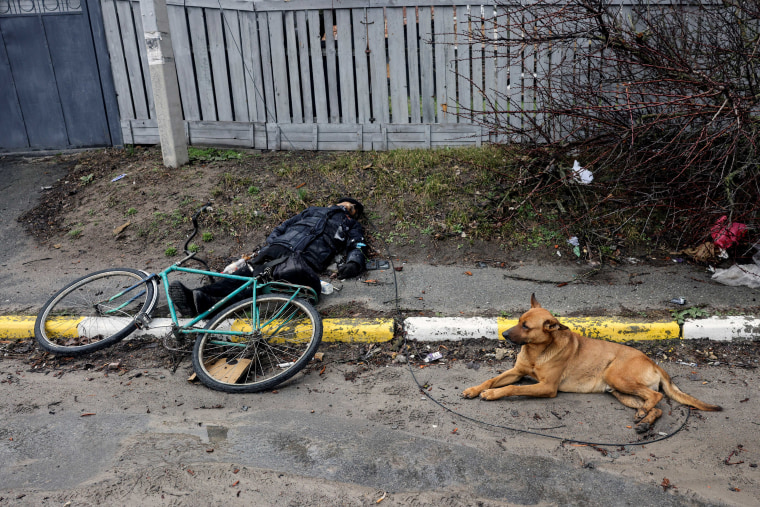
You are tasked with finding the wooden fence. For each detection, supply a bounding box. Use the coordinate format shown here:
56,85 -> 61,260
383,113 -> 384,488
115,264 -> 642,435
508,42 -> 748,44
101,0 -> 623,150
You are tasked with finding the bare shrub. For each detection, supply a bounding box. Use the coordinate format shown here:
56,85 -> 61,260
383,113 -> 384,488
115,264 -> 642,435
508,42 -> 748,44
465,0 -> 759,253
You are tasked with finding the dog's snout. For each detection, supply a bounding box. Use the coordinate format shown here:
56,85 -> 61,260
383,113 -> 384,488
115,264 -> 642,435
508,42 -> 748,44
504,325 -> 522,344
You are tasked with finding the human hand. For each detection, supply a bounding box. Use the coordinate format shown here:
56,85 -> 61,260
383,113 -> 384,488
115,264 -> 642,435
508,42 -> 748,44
337,261 -> 362,279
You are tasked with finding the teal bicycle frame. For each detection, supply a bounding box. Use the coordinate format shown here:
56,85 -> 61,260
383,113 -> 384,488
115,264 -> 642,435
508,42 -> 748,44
108,262 -> 318,341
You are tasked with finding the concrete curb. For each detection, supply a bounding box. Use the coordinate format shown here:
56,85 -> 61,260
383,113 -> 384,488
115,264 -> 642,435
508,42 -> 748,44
3,315 -> 759,344
0,316 -> 395,344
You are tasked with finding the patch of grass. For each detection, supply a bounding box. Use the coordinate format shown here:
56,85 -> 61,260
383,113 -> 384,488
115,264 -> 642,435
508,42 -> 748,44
68,228 -> 83,239
188,243 -> 200,253
671,307 -> 709,325
80,173 -> 94,185
202,232 -> 213,242
125,207 -> 137,216
188,147 -> 242,162
164,246 -> 178,256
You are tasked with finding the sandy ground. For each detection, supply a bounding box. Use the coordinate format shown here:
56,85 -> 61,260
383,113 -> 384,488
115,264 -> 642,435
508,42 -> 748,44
1,337 -> 758,506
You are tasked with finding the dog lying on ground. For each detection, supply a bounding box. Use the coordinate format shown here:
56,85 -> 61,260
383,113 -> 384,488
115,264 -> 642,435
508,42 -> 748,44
462,294 -> 722,433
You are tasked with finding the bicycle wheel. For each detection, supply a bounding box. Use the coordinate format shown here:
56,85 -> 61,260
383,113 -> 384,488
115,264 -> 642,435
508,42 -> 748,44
192,294 -> 322,393
35,268 -> 157,356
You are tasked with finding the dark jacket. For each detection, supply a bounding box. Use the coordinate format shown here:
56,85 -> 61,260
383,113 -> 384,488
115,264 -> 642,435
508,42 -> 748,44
266,205 -> 366,272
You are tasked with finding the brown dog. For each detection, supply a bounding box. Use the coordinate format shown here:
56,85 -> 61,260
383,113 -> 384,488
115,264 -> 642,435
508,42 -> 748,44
462,294 -> 722,433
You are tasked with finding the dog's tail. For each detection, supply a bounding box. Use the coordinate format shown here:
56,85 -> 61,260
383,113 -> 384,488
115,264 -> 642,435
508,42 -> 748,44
657,365 -> 723,412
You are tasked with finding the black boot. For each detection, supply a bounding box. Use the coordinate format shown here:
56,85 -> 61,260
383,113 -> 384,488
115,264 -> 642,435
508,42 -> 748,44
169,281 -> 197,317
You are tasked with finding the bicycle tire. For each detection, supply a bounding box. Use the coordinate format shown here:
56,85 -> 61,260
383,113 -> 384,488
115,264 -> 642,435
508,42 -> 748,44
192,294 -> 322,393
35,268 -> 157,356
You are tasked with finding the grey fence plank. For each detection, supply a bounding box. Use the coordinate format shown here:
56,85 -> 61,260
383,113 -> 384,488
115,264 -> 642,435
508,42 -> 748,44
222,9 -> 248,122
336,9 -> 357,123
307,10 -> 329,123
188,120 -> 253,146
387,7 -> 408,123
456,5 -> 471,123
470,6 -> 484,123
285,11 -> 303,123
406,6 -> 422,124
131,1 -> 155,117
257,12 -> 277,123
268,11 -> 291,123
504,6 -> 521,137
101,0 -> 134,120
167,5 -> 200,121
418,6 -> 435,123
483,6 -> 496,127
188,6 -> 216,121
323,9 -> 341,123
434,5 -> 455,123
296,11 -> 314,123
116,0 -> 149,119
367,7 -> 389,123
352,8 -> 371,124
240,10 -> 265,124
207,9 -> 232,121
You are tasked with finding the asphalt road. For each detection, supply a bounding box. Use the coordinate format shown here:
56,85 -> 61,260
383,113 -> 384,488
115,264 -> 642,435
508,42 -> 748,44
2,153 -> 759,506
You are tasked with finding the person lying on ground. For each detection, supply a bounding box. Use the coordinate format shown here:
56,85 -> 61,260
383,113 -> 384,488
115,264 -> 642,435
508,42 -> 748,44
169,198 -> 366,316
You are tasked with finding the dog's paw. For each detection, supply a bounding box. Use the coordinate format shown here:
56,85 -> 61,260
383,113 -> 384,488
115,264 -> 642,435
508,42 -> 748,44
634,422 -> 650,434
479,389 -> 499,401
462,387 -> 480,398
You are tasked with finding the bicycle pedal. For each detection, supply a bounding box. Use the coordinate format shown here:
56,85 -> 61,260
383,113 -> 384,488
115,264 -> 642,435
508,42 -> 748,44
135,313 -> 152,329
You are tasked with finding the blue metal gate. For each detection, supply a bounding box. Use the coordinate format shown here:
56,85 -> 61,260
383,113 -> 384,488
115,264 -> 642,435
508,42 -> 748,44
0,0 -> 121,151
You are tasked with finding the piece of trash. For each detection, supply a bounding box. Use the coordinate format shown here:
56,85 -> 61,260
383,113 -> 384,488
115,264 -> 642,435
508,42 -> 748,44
712,246 -> 760,288
366,259 -> 390,270
464,271 -> 473,276
567,236 -> 580,247
424,351 -> 443,363
710,216 -> 747,249
111,173 -> 127,182
677,361 -> 697,367
682,242 -> 719,262
670,297 -> 686,305
494,348 -> 510,361
314,352 -> 324,361
112,222 -> 130,236
41,185 -> 53,190
570,160 -> 593,184
320,280 -> 334,295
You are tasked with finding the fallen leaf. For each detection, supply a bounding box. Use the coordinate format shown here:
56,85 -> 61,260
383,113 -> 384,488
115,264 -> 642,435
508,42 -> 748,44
231,480 -> 239,487
113,222 -> 130,235
464,271 -> 473,276
80,413 -> 96,417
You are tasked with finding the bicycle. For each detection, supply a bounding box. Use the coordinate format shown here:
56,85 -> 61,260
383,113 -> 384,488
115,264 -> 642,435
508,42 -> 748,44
34,204 -> 323,393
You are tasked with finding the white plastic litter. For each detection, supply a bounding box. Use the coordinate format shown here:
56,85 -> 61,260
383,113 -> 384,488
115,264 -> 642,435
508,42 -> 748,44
571,160 -> 593,184
711,249 -> 760,288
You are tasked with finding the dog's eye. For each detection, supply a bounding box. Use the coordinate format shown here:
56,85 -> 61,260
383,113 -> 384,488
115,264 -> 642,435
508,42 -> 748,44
522,323 -> 529,330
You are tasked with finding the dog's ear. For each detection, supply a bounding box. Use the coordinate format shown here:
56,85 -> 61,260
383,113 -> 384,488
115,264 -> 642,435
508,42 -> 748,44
530,293 -> 542,309
543,318 -> 569,332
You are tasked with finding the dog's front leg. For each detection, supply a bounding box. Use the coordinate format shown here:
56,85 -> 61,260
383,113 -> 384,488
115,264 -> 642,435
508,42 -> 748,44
462,368 -> 524,399
480,382 -> 559,401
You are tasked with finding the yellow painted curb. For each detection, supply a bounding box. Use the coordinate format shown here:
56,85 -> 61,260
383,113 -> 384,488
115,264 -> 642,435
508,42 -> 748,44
497,316 -> 680,342
0,315 -> 396,344
0,316 -> 36,340
323,318 -> 395,343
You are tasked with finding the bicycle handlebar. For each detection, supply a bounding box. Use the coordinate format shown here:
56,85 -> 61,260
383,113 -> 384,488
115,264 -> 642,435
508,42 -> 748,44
183,202 -> 212,254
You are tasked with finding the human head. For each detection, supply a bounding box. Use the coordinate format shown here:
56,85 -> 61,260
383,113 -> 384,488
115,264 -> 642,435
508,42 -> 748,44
336,197 -> 364,218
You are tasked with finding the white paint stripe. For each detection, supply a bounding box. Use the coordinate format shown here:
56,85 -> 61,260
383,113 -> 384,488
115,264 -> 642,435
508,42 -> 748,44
683,316 -> 760,341
404,317 -> 499,342
78,317 -> 202,339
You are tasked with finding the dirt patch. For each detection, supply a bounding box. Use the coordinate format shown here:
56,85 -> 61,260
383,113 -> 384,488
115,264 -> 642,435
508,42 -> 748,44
16,147 -> 599,273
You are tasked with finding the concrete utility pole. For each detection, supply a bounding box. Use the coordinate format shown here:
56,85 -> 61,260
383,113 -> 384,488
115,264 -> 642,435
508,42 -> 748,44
140,0 -> 188,168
